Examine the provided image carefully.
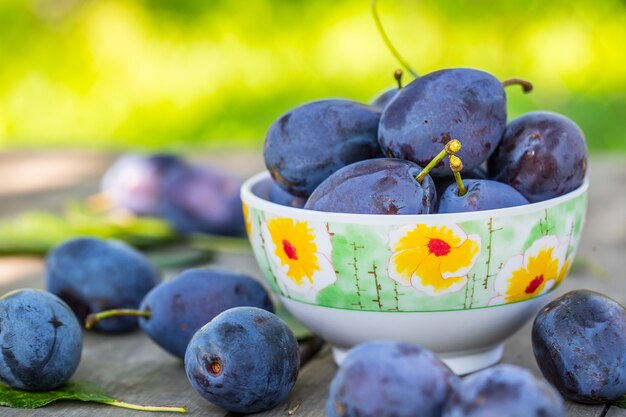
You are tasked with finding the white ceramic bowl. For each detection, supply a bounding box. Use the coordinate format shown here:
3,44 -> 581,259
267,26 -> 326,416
241,172 -> 588,374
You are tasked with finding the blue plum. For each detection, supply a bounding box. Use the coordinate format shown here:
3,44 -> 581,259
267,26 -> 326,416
371,87 -> 400,110
379,68 -> 507,176
184,307 -> 299,413
264,99 -> 383,197
371,70 -> 404,110
304,158 -> 437,214
442,364 -> 566,417
269,181 -> 306,208
101,153 -> 185,215
0,289 -> 83,391
46,237 -> 160,332
87,267 -> 274,359
326,341 -> 459,417
161,163 -> 245,236
532,290 -> 626,403
488,111 -> 587,203
438,179 -> 529,213
433,166 -> 487,198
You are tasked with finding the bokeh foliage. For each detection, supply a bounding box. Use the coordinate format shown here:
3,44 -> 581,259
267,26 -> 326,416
0,0 -> 624,151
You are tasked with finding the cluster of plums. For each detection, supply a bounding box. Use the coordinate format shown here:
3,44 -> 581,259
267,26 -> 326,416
101,153 -> 245,236
0,237 -> 299,414
2,235 -> 625,415
328,290 -> 626,417
263,68 -> 588,214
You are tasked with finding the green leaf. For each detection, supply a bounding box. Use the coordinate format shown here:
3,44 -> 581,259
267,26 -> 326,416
0,381 -> 113,408
612,394 -> 626,408
0,381 -> 187,413
0,202 -> 179,256
146,246 -> 216,270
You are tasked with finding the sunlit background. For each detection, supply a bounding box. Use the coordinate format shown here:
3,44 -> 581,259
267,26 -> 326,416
1,0 -> 624,151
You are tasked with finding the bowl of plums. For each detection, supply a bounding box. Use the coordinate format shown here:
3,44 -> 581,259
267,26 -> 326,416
241,67 -> 588,375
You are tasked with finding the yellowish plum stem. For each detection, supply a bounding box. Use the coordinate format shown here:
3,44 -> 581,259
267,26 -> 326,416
394,69 -> 403,89
449,155 -> 467,196
371,0 -> 418,78
100,400 -> 187,413
85,309 -> 151,329
502,78 -> 533,93
415,139 -> 461,183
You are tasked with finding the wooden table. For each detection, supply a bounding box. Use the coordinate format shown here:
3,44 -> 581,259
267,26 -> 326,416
0,150 -> 625,417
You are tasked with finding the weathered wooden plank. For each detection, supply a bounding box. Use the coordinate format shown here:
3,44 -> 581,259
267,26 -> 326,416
606,406 -> 626,416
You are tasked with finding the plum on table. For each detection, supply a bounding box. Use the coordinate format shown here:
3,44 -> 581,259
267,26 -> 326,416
45,237 -> 160,332
184,306 -> 299,414
0,289 -> 83,391
532,290 -> 626,404
85,267 -> 274,359
326,340 -> 459,417
442,364 -> 566,417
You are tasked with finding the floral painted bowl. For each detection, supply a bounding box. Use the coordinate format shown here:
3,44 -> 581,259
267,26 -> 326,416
241,172 -> 588,374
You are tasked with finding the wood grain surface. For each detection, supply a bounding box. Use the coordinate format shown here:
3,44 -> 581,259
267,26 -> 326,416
1,151 -> 624,417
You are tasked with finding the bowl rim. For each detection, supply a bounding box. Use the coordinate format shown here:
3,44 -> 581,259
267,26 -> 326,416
241,171 -> 588,224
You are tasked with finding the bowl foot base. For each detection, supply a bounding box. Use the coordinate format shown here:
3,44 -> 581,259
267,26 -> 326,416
331,343 -> 503,375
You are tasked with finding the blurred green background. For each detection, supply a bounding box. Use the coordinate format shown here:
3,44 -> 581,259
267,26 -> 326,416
0,0 -> 624,152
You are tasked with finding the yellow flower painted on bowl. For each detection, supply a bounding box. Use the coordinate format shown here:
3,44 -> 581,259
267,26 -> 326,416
261,217 -> 336,293
242,202 -> 252,236
388,224 -> 481,296
490,236 -> 569,305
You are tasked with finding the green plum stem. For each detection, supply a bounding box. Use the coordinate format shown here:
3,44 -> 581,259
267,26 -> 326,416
449,155 -> 467,196
415,139 -> 461,183
502,78 -> 533,93
453,172 -> 467,196
371,0 -> 418,78
99,400 -> 187,413
85,309 -> 151,329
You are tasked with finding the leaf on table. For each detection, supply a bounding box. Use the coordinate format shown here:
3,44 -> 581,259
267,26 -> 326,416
189,233 -> 252,255
0,381 -> 113,408
612,394 -> 626,408
0,202 -> 178,256
147,246 -> 216,270
275,302 -> 313,340
0,381 -> 187,413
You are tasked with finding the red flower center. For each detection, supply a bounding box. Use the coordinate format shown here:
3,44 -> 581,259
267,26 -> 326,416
282,239 -> 298,260
525,274 -> 544,294
428,238 -> 451,257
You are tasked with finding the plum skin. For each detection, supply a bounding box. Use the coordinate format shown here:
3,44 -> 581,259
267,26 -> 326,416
46,237 -> 160,332
264,99 -> 382,198
379,68 -> 506,177
161,164 -> 245,236
438,179 -> 529,213
305,158 -> 437,215
326,341 -> 459,417
442,364 -> 566,417
0,289 -> 83,391
532,290 -> 626,404
184,307 -> 299,414
138,267 -> 274,358
488,111 -> 587,203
